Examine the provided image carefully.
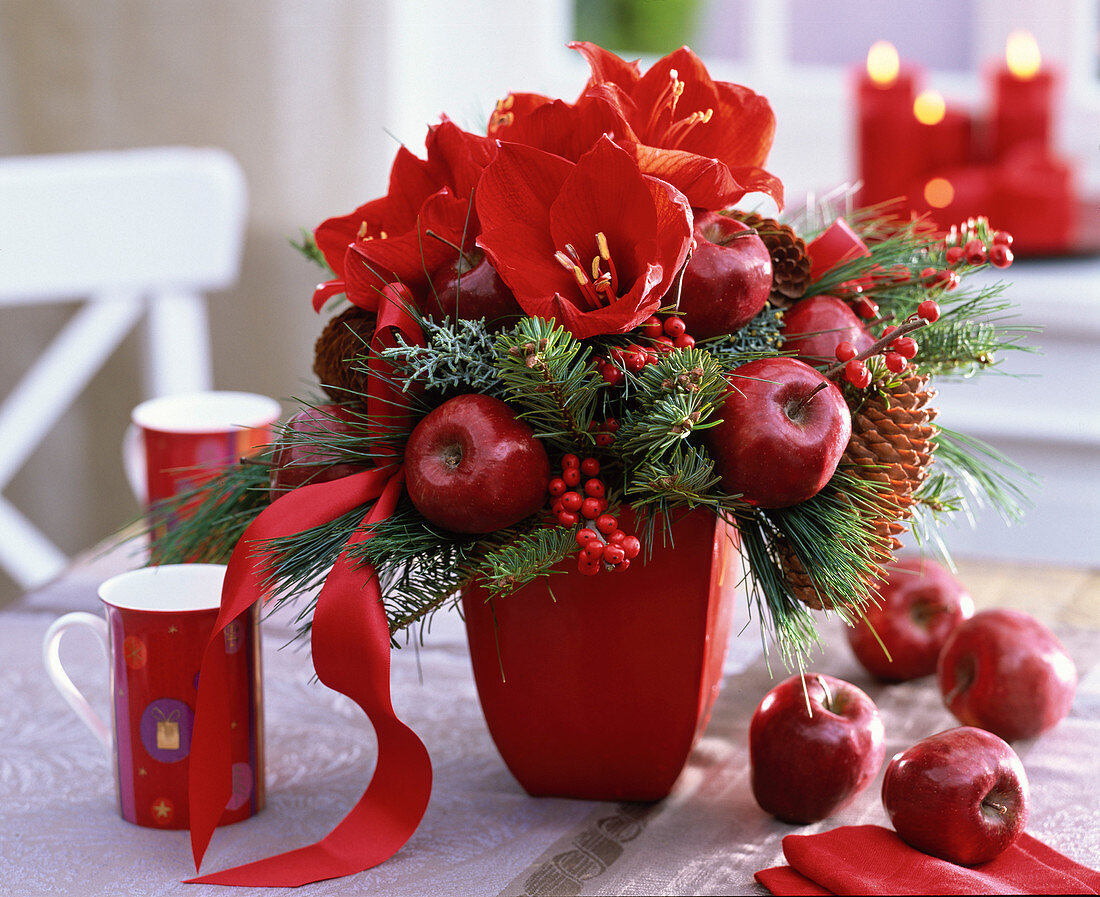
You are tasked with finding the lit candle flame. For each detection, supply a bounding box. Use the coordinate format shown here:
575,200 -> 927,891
867,41 -> 900,86
1006,29 -> 1041,79
913,90 -> 946,125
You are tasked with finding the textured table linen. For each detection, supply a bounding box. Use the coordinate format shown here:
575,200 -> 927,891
3,546 -> 1099,896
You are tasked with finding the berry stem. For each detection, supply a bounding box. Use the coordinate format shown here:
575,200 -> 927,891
821,313 -> 931,381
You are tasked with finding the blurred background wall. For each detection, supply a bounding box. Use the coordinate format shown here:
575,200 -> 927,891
1,0 -> 1096,604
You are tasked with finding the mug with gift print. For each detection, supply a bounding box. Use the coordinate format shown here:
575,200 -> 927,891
42,564 -> 264,829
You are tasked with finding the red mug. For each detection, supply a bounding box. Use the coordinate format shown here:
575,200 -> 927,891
126,390 -> 281,516
42,564 -> 264,829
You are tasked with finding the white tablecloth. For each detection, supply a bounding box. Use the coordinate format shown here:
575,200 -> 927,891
3,547 -> 1098,896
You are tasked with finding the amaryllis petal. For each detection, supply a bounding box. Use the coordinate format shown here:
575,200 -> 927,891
476,137 -> 692,339
488,92 -> 629,163
569,40 -> 642,92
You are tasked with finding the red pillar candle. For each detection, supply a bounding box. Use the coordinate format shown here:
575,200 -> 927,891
913,90 -> 973,176
856,41 -> 923,208
991,30 -> 1055,160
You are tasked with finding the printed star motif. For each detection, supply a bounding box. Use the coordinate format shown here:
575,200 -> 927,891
138,767 -> 147,777
151,798 -> 174,823
168,625 -> 179,634
230,721 -> 238,730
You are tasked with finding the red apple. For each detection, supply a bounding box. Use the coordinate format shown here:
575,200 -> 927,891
882,726 -> 1029,865
404,393 -> 550,533
847,557 -> 975,682
705,356 -> 851,508
677,212 -> 772,338
937,608 -> 1077,742
269,404 -> 370,499
425,251 -> 523,329
781,295 -> 875,365
750,672 -> 886,824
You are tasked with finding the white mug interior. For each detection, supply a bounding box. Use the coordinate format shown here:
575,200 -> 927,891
130,390 -> 281,434
98,564 -> 228,613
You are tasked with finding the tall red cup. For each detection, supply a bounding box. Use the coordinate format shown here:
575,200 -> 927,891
42,564 -> 264,829
127,390 -> 281,517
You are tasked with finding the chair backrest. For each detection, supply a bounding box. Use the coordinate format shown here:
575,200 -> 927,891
0,146 -> 246,304
0,146 -> 248,590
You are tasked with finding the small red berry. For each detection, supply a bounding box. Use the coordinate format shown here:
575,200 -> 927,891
577,554 -> 599,576
920,266 -> 939,285
614,558 -> 631,573
580,457 -> 600,477
582,540 -> 605,561
608,530 -> 626,544
595,433 -> 615,447
641,316 -> 664,339
576,528 -> 599,547
834,341 -> 857,362
663,316 -> 687,338
881,325 -> 898,340
674,333 -> 696,350
595,514 -> 619,535
580,497 -> 602,520
557,510 -> 580,527
560,491 -> 583,512
844,359 -> 872,389
562,467 -> 581,487
548,477 -> 567,497
600,363 -> 626,387
964,239 -> 987,266
892,336 -> 918,359
992,230 -> 1013,247
624,346 -> 648,372
945,245 -> 965,267
603,544 -> 626,565
917,299 -> 941,322
603,417 -> 620,433
621,535 -> 641,559
884,351 -> 907,373
584,478 -> 605,498
989,243 -> 1014,268
561,454 -> 580,469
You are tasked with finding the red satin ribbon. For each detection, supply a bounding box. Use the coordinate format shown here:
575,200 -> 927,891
186,281 -> 430,886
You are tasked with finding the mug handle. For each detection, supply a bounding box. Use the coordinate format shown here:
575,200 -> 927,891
42,612 -> 112,749
122,423 -> 148,505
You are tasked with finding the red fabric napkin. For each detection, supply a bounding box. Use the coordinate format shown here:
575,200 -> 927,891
755,825 -> 1100,895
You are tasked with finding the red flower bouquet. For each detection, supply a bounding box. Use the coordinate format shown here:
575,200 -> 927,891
147,41 -> 1030,889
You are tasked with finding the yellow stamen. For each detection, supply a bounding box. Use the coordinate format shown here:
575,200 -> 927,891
596,231 -> 610,260
554,251 -> 576,271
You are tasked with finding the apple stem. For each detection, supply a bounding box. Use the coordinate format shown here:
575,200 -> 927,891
983,798 -> 1009,816
815,674 -> 835,713
789,380 -> 829,416
425,229 -> 477,267
239,456 -> 273,467
820,312 -> 931,382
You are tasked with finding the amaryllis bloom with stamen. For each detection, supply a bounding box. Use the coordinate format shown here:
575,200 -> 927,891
475,136 -> 693,339
311,118 -> 496,311
488,42 -> 783,212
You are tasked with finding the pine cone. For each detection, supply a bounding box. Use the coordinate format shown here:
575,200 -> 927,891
780,371 -> 939,610
732,211 -> 811,307
313,306 -> 376,405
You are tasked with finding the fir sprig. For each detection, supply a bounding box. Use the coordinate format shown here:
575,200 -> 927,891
494,318 -> 602,451
474,524 -> 580,598
383,316 -> 508,398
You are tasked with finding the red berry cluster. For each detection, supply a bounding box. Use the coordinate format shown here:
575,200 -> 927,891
595,315 -> 696,386
943,220 -> 1014,271
835,301 -> 940,388
588,416 -> 620,448
547,454 -> 639,575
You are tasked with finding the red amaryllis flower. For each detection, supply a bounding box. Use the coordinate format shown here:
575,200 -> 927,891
488,42 -> 783,212
312,118 -> 495,310
475,136 -> 693,339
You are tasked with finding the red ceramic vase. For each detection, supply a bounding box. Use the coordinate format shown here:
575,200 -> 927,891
462,508 -> 738,801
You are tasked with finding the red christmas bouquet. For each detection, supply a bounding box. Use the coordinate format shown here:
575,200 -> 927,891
148,42 -> 1031,888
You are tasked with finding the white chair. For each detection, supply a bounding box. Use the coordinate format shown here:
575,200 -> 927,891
0,146 -> 248,589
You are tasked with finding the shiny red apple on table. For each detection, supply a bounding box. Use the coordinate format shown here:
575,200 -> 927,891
676,211 -> 772,338
847,557 -> 975,682
882,726 -> 1029,865
269,404 -> 371,499
404,393 -> 550,533
425,251 -> 523,329
705,356 -> 851,508
781,294 -> 875,365
749,672 -> 886,824
937,608 -> 1077,742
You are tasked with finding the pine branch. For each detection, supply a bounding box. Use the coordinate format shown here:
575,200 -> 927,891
143,455 -> 272,564
494,318 -> 601,452
382,316 -> 509,398
289,228 -> 330,270
473,524 -> 579,598
701,303 -> 786,369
